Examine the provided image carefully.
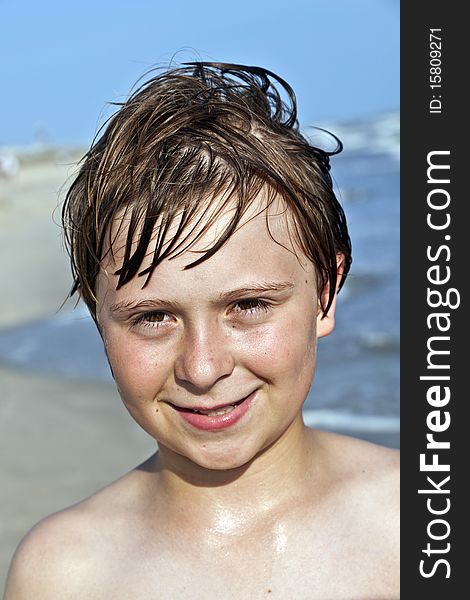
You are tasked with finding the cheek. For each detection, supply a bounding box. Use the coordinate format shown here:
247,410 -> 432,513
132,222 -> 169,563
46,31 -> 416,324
102,329 -> 169,402
239,313 -> 317,382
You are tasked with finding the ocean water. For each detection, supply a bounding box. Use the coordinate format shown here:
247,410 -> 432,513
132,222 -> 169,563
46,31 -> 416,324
307,114 -> 399,439
0,112 -> 399,444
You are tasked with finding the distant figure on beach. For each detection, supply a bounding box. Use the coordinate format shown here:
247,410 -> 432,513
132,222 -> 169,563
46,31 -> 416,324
0,153 -> 19,179
4,62 -> 399,599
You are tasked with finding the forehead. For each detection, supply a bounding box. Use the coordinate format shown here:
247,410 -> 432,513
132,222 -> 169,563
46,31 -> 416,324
98,191 -> 313,301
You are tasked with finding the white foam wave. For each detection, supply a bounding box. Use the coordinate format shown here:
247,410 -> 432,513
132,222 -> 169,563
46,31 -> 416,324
303,110 -> 400,160
303,409 -> 399,432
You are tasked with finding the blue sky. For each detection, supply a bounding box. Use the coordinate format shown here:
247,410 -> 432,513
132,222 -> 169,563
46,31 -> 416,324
0,0 -> 399,146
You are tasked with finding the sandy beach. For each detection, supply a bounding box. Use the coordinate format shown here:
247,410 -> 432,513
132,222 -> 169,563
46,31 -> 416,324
0,150 -> 155,592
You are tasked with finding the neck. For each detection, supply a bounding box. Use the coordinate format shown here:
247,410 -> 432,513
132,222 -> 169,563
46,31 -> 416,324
142,416 -> 325,530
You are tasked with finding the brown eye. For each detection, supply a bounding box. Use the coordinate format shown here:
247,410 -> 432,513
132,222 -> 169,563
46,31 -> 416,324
144,312 -> 167,322
132,311 -> 170,328
233,299 -> 270,315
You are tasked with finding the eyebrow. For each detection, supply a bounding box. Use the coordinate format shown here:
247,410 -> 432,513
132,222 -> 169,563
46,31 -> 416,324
109,280 -> 295,314
217,281 -> 295,304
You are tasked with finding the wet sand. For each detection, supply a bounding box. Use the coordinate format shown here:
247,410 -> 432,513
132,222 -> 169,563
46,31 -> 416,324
0,150 -> 155,591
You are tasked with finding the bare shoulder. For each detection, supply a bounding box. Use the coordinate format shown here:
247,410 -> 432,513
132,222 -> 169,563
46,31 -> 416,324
333,431 -> 399,512
4,465 -> 150,599
313,429 -> 400,543
313,428 -> 399,485
307,430 -> 400,595
4,504 -> 99,599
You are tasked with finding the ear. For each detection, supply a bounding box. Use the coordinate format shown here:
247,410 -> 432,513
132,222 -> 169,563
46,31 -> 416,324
316,254 -> 346,339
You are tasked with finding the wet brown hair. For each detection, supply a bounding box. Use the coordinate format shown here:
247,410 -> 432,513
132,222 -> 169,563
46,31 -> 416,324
62,62 -> 352,322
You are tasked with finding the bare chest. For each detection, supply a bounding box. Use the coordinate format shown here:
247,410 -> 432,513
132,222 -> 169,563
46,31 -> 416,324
80,526 -> 397,600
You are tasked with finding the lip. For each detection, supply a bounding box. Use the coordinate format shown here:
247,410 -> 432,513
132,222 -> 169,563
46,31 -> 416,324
168,390 -> 258,431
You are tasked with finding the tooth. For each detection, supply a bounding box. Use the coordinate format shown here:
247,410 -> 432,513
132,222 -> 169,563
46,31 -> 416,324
195,405 -> 236,417
209,406 -> 234,416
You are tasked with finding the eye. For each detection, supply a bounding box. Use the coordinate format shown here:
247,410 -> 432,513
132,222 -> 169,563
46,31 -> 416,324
131,311 -> 172,329
232,298 -> 270,316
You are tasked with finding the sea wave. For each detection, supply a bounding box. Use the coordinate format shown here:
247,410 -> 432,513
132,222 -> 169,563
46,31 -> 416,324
303,409 -> 399,433
304,110 -> 399,161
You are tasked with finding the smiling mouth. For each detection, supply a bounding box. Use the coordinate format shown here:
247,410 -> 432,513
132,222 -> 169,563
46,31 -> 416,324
169,397 -> 246,417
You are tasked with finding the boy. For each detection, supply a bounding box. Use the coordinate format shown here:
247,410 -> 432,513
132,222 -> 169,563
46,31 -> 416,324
4,62 -> 399,599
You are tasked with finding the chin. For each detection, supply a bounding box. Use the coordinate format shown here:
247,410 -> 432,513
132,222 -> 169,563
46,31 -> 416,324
196,454 -> 250,472
179,439 -> 262,473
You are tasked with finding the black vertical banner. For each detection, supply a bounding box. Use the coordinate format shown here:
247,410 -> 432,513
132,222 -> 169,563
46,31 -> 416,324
401,3 -> 466,598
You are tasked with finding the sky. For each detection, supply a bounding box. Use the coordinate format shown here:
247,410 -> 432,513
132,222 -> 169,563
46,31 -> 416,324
0,0 -> 399,146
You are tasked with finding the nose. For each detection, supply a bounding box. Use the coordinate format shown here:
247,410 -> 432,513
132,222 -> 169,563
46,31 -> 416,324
174,321 -> 235,391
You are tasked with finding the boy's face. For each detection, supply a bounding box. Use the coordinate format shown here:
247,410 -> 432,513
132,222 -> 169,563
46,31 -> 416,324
95,193 -> 336,470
